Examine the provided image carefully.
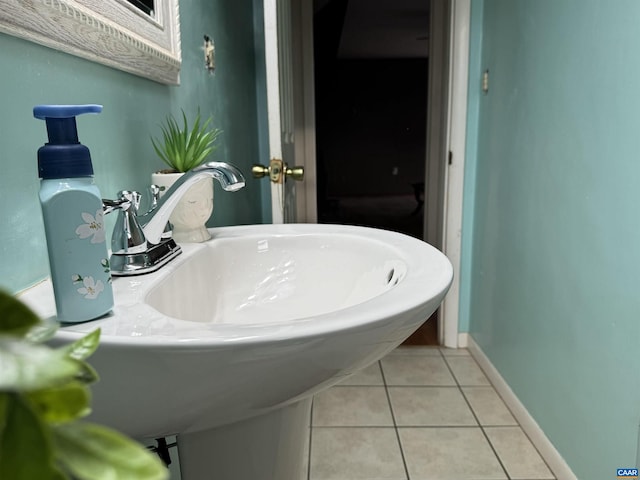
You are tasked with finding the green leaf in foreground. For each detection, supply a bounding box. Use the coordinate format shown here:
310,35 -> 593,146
26,382 -> 91,424
62,329 -> 101,361
71,358 -> 100,385
53,422 -> 168,480
0,291 -> 40,337
0,393 -> 66,480
26,318 -> 60,344
0,338 -> 80,391
0,294 -> 163,480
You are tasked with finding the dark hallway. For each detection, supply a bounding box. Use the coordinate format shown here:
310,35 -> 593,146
313,0 -> 430,241
312,0 -> 437,345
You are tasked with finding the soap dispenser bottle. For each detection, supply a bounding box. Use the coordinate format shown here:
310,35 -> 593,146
34,104 -> 114,323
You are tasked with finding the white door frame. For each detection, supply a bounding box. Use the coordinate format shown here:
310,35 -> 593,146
264,0 -> 318,224
263,0 -> 286,224
268,0 -> 471,347
441,0 -> 470,348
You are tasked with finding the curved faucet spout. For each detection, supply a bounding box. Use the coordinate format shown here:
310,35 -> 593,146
141,161 -> 246,245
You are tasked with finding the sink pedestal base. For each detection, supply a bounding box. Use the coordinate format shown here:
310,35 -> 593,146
177,398 -> 312,480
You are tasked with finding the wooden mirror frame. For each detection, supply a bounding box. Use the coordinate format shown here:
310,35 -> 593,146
0,0 -> 181,85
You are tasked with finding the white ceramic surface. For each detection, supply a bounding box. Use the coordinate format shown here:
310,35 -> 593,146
20,224 -> 453,442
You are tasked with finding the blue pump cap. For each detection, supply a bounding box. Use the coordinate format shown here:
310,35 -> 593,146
33,104 -> 103,179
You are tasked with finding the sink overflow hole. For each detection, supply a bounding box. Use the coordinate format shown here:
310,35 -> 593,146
387,269 -> 395,284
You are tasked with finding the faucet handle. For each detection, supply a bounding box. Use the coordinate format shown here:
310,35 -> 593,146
149,184 -> 165,208
129,190 -> 143,215
104,191 -> 148,254
103,196 -> 130,215
149,185 -> 173,239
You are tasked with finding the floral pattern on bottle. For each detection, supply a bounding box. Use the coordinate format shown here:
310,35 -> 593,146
72,274 -> 105,299
75,209 -> 106,244
71,210 -> 111,299
101,258 -> 112,283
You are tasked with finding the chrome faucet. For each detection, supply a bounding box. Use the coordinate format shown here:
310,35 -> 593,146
103,161 -> 246,276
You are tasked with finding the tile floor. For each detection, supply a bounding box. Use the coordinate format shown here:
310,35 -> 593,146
305,346 -> 556,480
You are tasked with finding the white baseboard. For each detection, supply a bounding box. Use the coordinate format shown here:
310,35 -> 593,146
466,335 -> 577,480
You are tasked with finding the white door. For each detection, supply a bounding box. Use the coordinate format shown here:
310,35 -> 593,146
262,0 -> 317,224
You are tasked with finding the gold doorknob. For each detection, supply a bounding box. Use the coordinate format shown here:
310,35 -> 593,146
253,159 -> 283,182
251,164 -> 270,178
252,160 -> 303,183
285,166 -> 304,181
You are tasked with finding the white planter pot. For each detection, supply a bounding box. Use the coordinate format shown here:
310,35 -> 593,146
151,172 -> 214,243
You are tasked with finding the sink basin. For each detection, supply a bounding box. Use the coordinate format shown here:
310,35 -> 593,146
20,223 -> 453,480
146,228 -> 409,325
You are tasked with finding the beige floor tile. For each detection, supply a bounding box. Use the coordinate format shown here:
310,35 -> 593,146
309,427 -> 407,480
312,386 -> 394,427
485,427 -> 555,479
388,387 -> 477,426
398,427 -> 507,480
461,386 -> 518,426
338,362 -> 384,386
381,355 -> 456,386
301,424 -> 311,479
388,346 -> 443,356
444,356 -> 491,385
440,347 -> 470,356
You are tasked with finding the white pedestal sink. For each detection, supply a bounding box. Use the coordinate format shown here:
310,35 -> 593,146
21,224 -> 453,480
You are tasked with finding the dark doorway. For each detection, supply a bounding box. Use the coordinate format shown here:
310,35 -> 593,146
313,0 -> 437,344
315,57 -> 427,239
314,0 -> 428,240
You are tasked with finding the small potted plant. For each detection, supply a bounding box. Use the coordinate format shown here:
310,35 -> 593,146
151,109 -> 222,243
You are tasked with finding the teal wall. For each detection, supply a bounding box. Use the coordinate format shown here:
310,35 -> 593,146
464,1 -> 640,478
0,1 -> 270,294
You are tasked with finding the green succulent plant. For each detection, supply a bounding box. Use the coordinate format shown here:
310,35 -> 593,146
151,109 -> 222,173
0,291 -> 167,480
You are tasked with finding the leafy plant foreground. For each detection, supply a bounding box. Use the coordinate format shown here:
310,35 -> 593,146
0,291 -> 168,480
